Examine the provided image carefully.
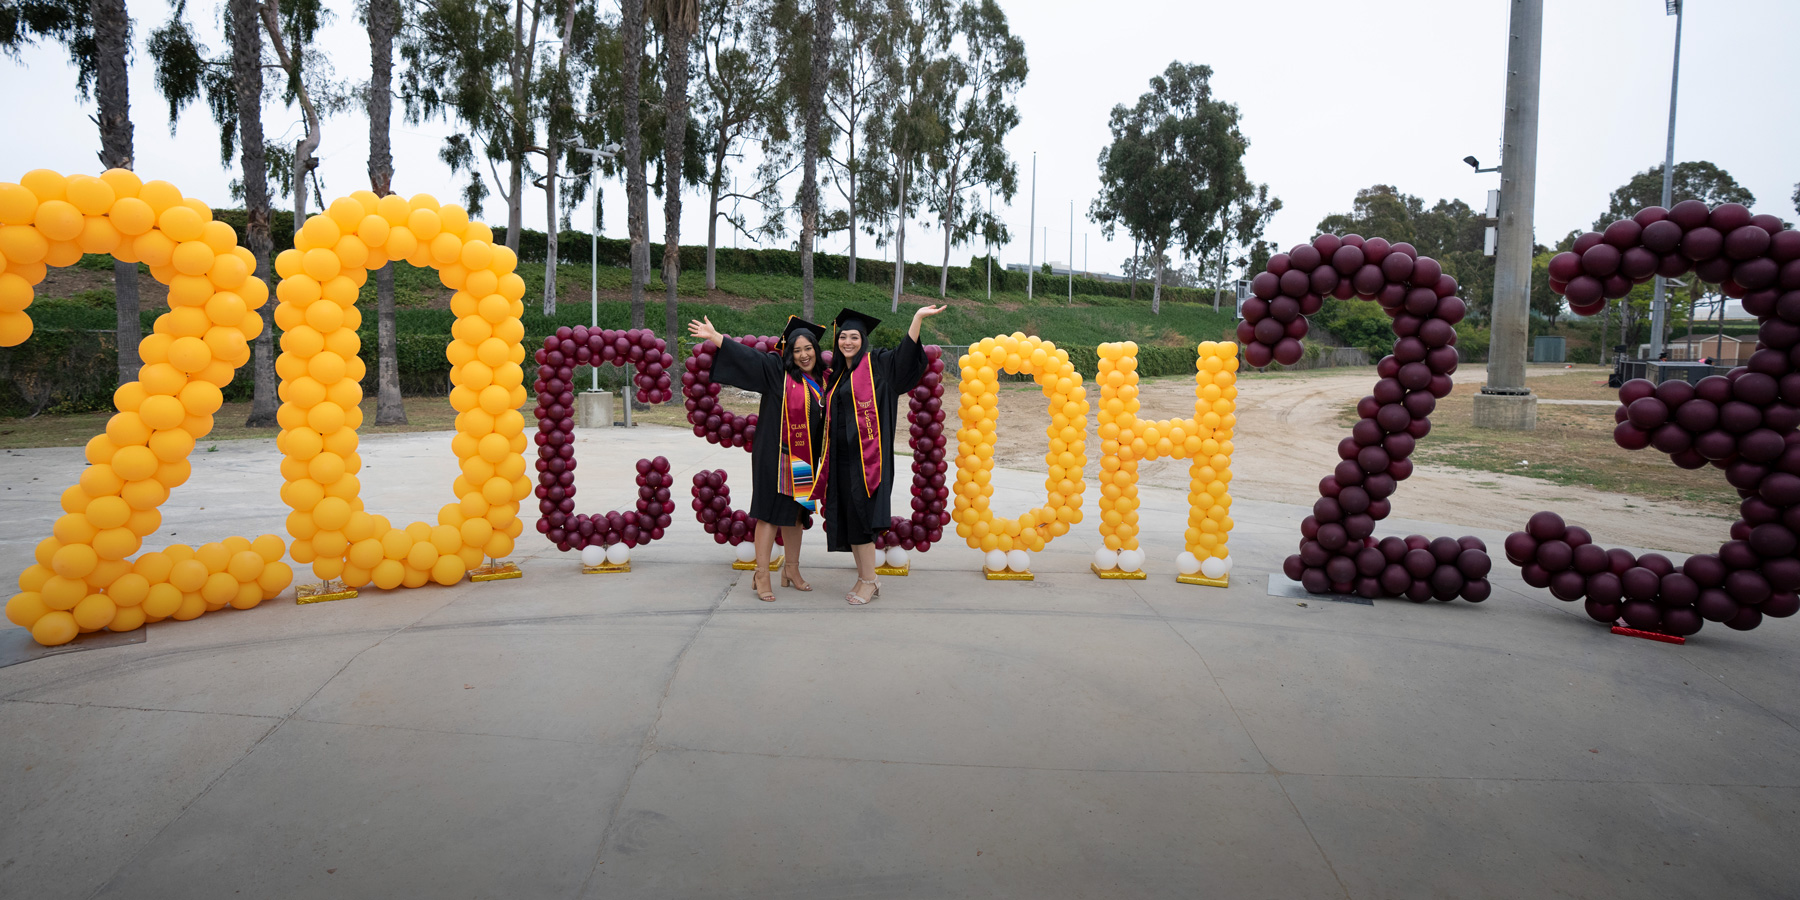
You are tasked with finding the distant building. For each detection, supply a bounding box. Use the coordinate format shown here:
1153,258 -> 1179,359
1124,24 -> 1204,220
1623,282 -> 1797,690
1004,262 -> 1128,283
1640,333 -> 1754,365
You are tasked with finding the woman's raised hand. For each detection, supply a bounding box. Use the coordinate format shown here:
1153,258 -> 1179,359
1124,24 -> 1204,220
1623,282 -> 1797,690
913,304 -> 948,321
686,316 -> 723,346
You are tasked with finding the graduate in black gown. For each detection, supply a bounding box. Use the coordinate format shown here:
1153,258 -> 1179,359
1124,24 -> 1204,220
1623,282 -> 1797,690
686,315 -> 828,601
822,305 -> 946,604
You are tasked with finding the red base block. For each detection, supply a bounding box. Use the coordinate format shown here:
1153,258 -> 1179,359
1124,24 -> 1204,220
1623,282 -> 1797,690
1610,624 -> 1686,645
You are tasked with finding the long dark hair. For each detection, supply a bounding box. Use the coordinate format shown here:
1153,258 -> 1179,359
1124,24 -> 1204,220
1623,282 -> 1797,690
783,332 -> 825,384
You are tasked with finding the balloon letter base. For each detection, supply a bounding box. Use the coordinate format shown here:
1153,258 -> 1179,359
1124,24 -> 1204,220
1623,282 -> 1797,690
582,562 -> 630,574
732,555 -> 782,572
296,580 -> 357,605
1611,623 -> 1685,645
1177,572 -> 1230,588
984,568 -> 1033,581
1090,564 -> 1146,581
875,564 -> 910,577
468,561 -> 522,582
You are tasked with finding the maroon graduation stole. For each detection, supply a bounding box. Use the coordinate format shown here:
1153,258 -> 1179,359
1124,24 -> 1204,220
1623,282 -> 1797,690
779,373 -> 822,511
819,353 -> 883,497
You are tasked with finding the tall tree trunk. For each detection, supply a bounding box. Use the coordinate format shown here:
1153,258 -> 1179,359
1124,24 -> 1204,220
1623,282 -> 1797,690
938,161 -> 954,298
890,156 -> 906,313
706,140 -> 723,291
501,0 -> 539,254
622,0 -> 648,329
662,19 -> 693,341
1129,235 -> 1138,301
237,0 -> 275,427
368,0 -> 406,424
847,163 -> 857,284
1151,250 -> 1163,316
540,0 -> 580,317
92,0 -> 138,386
799,0 -> 835,320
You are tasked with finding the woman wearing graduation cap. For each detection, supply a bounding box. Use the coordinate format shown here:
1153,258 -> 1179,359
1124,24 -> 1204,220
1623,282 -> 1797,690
822,304 -> 946,604
686,315 -> 830,601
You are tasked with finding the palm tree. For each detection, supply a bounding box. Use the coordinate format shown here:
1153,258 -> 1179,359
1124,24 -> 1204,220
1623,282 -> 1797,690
621,0 -> 649,329
366,0 -> 405,424
233,0 -> 277,427
651,0 -> 698,340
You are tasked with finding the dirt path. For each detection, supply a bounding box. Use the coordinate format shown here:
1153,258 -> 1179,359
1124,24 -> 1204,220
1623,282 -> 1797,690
953,365 -> 1731,555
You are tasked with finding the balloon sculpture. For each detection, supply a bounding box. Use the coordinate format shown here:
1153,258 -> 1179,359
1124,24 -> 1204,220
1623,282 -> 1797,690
953,333 -> 1087,575
1092,340 -> 1238,581
272,192 -> 528,592
2,169 -> 293,646
531,326 -> 677,567
682,336 -> 949,570
1246,233 -> 1493,602
1510,201 -> 1800,636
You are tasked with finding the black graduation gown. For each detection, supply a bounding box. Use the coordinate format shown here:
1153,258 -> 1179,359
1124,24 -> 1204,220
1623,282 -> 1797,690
708,338 -> 825,527
822,335 -> 928,552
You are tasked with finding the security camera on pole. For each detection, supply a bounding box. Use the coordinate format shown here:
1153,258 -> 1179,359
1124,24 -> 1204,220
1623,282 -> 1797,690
575,142 -> 624,427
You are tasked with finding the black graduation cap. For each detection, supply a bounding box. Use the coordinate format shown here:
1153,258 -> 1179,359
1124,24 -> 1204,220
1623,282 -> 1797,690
779,315 -> 825,352
832,307 -> 882,338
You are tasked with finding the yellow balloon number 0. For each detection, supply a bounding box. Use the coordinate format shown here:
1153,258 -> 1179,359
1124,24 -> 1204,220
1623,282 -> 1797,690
271,192 -> 529,591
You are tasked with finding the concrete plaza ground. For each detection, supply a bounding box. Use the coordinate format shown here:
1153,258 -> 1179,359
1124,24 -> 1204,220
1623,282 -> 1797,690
2,424 -> 1798,899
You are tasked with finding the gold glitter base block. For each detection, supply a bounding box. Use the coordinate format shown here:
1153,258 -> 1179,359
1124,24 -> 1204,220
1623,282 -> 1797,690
984,567 -> 1033,581
296,580 -> 357,604
469,561 -> 522,582
1091,564 -> 1146,580
1177,572 -> 1229,587
732,554 -> 783,571
874,564 -> 910,577
582,561 -> 631,574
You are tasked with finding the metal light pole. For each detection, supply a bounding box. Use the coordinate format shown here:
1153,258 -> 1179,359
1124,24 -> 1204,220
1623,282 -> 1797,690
1648,0 -> 1684,359
1027,152 -> 1036,301
1472,0 -> 1543,430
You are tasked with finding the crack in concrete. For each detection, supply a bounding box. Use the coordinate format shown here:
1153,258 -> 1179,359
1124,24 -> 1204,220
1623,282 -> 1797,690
579,569 -> 739,897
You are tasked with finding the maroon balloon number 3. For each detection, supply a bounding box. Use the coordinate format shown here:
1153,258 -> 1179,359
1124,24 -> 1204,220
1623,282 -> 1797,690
1248,234 -> 1495,602
532,327 -> 677,551
1508,201 -> 1800,636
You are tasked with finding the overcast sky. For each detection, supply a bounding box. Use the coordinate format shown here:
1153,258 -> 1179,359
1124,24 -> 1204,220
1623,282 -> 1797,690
3,0 -> 1796,282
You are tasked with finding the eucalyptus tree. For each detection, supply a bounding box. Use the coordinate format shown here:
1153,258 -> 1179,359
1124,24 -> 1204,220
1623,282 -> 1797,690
921,0 -> 1022,298
794,0 -> 831,316
650,0 -> 697,340
400,0 -> 540,252
4,0 -> 141,381
865,0 -> 951,312
146,0 -> 293,424
818,0 -> 889,285
1090,62 -> 1252,314
696,0 -> 792,290
532,0 -> 604,315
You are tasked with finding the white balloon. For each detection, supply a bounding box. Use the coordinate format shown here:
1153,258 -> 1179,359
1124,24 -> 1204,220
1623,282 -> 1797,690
734,542 -> 757,562
886,547 -> 908,568
1219,554 -> 1234,574
606,544 -> 630,565
1199,556 -> 1226,579
580,545 -> 606,567
1094,548 -> 1119,570
1176,551 -> 1201,575
1118,549 -> 1145,572
1006,549 -> 1030,572
984,549 -> 1008,572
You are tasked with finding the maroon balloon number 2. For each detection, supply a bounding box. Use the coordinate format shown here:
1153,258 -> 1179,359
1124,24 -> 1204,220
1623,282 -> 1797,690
1247,233 -> 1495,603
1508,201 -> 1800,636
